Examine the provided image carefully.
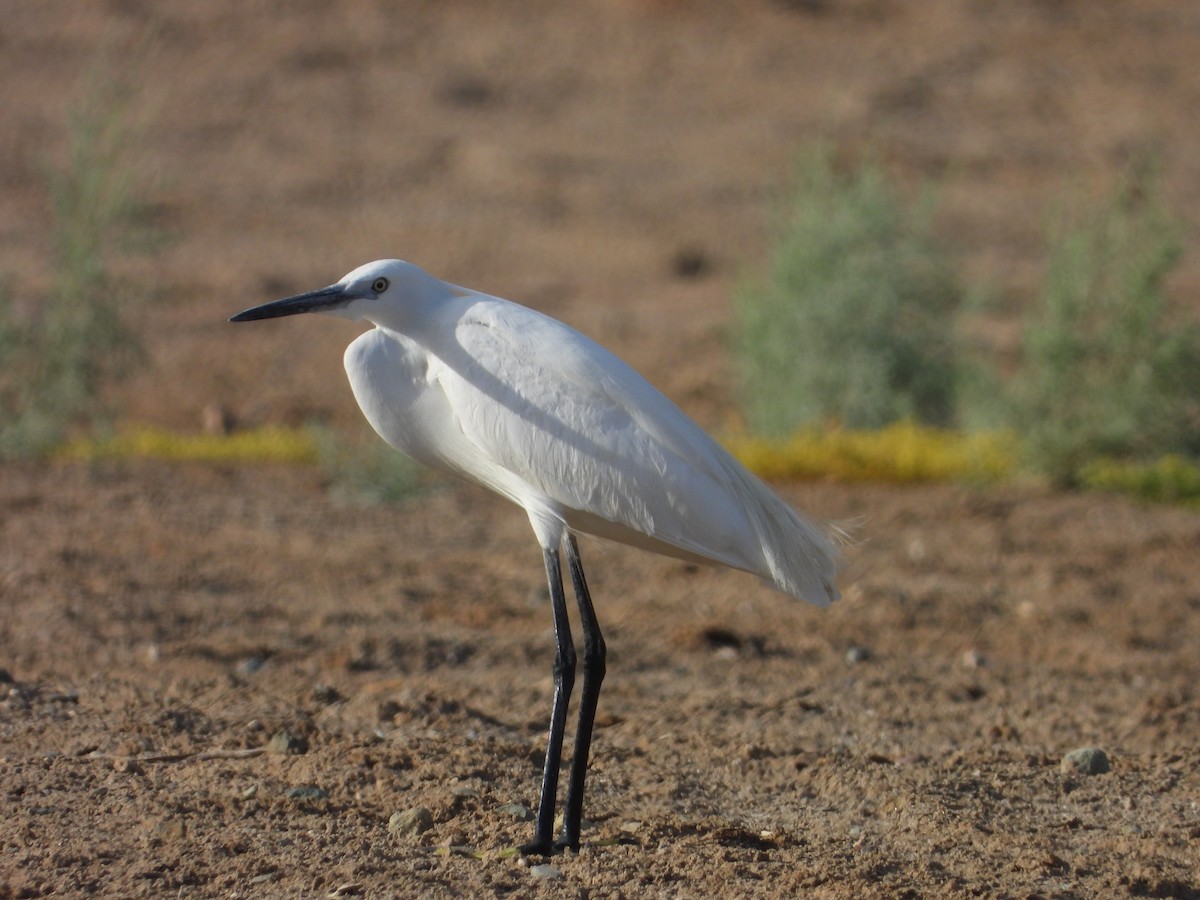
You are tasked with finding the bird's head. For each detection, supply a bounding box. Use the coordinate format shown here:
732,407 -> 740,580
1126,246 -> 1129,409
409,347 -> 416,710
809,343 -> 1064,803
230,259 -> 447,328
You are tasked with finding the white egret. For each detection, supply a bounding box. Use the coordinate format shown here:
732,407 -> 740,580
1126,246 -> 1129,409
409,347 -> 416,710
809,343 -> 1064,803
230,259 -> 839,854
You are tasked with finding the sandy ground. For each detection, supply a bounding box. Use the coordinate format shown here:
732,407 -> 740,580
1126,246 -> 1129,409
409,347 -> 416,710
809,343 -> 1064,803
2,1 -> 1199,897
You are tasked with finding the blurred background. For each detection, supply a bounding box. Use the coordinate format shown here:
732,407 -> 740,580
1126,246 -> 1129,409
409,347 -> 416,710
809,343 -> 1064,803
3,0 -> 1197,469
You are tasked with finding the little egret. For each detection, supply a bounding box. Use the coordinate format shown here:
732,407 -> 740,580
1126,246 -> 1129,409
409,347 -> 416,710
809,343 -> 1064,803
230,259 -> 839,854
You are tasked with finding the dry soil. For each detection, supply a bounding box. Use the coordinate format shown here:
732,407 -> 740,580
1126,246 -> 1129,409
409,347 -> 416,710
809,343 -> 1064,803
2,2 -> 1199,897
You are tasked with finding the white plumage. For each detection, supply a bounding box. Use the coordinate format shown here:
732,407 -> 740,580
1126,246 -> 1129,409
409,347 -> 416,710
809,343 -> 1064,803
231,258 -> 839,853
338,262 -> 839,606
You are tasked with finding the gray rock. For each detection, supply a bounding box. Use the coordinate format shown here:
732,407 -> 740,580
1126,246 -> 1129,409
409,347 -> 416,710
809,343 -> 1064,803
845,645 -> 870,664
961,649 -> 987,669
267,729 -> 308,755
237,656 -> 268,676
388,807 -> 434,837
285,785 -> 328,800
1061,747 -> 1110,776
497,802 -> 534,822
529,864 -> 563,881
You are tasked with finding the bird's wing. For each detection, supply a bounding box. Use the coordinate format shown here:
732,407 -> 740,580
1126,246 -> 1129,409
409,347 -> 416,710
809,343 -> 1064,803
436,300 -> 745,531
428,297 -> 838,604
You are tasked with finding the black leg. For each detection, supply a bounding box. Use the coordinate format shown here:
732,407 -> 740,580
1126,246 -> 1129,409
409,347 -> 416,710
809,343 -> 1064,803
556,534 -> 606,851
521,546 -> 576,855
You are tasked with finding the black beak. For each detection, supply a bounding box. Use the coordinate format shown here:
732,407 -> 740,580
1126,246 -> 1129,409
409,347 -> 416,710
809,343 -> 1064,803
229,284 -> 348,322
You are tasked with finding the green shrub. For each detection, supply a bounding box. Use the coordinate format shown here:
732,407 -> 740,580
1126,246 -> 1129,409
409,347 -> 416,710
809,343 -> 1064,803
0,73 -> 148,458
733,148 -> 963,436
1008,167 -> 1200,485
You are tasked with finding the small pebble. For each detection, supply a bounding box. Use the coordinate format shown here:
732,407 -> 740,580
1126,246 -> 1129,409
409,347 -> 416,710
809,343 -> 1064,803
267,730 -> 308,755
529,864 -> 564,881
961,649 -> 987,670
1061,747 -> 1110,776
284,785 -> 329,800
388,807 -> 434,837
237,656 -> 268,676
845,646 -> 870,664
201,402 -> 234,435
906,537 -> 926,562
497,802 -> 534,822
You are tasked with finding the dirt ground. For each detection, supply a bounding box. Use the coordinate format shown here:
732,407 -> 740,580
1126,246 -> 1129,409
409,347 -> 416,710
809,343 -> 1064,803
2,2 -> 1200,897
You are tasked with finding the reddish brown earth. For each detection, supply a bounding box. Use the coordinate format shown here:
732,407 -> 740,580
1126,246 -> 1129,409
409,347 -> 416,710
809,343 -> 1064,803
2,2 -> 1199,897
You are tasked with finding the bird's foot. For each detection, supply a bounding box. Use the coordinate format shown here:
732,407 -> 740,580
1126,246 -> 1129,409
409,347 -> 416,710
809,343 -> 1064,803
519,834 -> 580,857
519,837 -> 556,857
554,833 -> 580,854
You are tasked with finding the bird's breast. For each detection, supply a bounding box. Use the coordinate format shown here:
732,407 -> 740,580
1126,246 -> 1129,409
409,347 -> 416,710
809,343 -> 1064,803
343,328 -> 445,464
342,327 -> 532,505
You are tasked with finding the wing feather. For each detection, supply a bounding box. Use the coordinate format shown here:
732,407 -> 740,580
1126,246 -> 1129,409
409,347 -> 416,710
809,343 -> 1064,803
425,297 -> 838,605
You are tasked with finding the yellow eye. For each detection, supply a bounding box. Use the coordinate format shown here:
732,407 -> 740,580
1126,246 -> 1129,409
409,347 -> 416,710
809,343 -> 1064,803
371,277 -> 389,293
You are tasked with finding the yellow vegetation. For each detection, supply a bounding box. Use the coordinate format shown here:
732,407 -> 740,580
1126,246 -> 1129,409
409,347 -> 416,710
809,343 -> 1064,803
57,422 -> 1200,506
724,421 -> 1018,485
1079,455 -> 1200,506
59,426 -> 319,465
